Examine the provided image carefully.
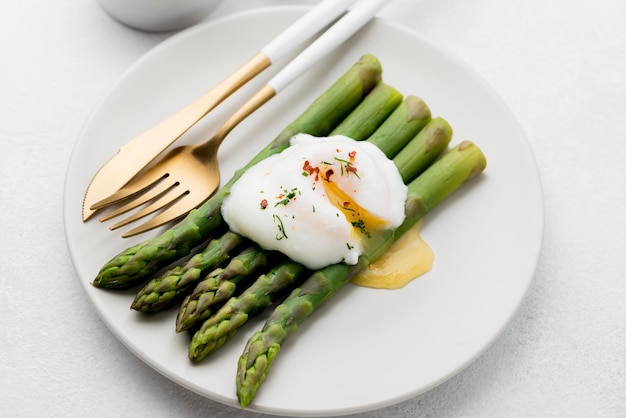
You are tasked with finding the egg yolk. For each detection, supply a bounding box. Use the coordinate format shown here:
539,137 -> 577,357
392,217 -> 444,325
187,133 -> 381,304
322,175 -> 389,233
351,219 -> 434,290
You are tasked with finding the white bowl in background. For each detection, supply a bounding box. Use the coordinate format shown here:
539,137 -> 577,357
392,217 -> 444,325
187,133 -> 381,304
97,0 -> 220,32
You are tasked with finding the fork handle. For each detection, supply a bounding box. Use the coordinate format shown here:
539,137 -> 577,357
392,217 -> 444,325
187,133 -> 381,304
205,84 -> 278,153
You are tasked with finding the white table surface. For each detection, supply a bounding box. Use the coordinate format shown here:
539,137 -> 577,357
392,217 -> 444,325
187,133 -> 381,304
1,1 -> 625,417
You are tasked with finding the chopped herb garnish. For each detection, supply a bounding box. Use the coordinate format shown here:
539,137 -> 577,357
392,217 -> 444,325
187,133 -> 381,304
339,200 -> 355,212
351,219 -> 371,238
274,187 -> 299,207
273,214 -> 288,240
334,156 -> 360,178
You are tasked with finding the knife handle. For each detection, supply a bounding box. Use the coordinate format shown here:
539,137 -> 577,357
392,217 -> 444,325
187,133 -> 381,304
268,0 -> 391,94
260,0 -> 358,63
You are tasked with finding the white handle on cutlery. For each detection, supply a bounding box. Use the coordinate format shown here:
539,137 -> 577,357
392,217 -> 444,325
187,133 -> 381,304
261,0 -> 359,63
267,0 -> 392,93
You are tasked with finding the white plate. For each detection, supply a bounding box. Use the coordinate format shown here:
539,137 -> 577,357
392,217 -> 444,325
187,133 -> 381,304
64,6 -> 543,417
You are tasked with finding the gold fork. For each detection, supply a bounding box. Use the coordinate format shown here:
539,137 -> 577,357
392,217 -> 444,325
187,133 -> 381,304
82,0 -> 357,222
92,0 -> 392,238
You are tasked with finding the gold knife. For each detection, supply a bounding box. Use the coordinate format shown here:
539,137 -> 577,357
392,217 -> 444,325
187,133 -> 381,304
82,0 -> 357,221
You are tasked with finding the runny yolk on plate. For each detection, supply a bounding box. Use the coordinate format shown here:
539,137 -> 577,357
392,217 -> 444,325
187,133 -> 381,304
351,219 -> 434,290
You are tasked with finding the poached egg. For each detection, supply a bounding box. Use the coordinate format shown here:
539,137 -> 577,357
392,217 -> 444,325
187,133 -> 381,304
221,134 -> 408,270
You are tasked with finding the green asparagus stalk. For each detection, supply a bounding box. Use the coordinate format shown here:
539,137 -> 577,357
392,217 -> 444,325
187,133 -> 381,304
329,82 -> 402,139
174,81 -> 405,328
236,141 -> 487,408
92,54 -> 384,290
187,261 -> 306,360
130,231 -> 246,312
186,115 -> 448,362
367,95 -> 432,158
175,246 -> 271,332
393,117 -> 453,183
129,81 -> 406,313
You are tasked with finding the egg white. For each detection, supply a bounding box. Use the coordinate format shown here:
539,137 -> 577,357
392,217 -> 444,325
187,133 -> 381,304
221,134 -> 407,270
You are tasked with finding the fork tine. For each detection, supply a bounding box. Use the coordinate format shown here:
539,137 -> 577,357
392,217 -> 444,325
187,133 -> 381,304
109,188 -> 187,231
120,191 -> 208,238
89,168 -> 169,211
98,177 -> 179,222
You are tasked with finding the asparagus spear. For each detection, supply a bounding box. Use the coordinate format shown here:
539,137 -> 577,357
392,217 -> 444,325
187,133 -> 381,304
186,112 -> 449,361
187,261 -> 306,361
329,82 -> 402,139
175,246 -> 271,332
236,141 -> 487,408
92,54 -> 384,290
131,231 -> 246,312
131,81 -> 405,312
393,116 -> 453,183
367,95 -> 432,158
